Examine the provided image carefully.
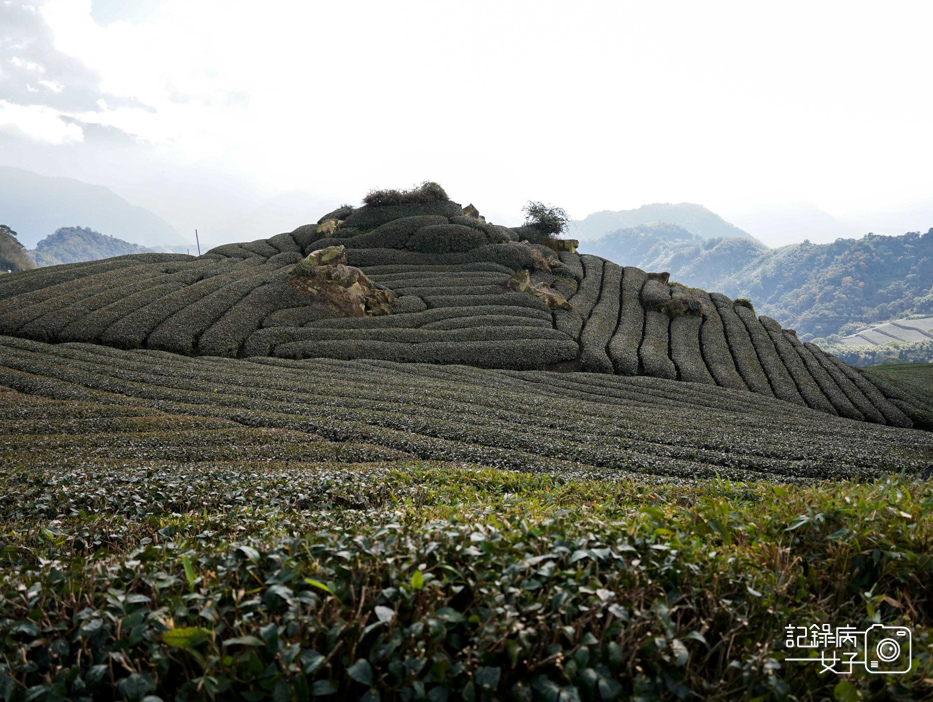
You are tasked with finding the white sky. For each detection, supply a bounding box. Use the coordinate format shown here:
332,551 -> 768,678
2,0 -> 932,246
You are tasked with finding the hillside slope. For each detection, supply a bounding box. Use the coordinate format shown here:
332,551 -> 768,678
582,227 -> 933,342
0,186 -> 928,429
29,226 -> 154,267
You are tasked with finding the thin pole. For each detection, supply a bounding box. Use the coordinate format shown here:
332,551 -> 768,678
195,229 -> 201,256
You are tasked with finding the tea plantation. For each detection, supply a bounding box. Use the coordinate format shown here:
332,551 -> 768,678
1,186 -> 932,700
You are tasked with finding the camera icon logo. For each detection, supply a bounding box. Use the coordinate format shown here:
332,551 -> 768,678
864,624 -> 912,674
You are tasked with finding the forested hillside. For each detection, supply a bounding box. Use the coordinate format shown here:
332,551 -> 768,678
0,224 -> 35,273
30,226 -> 153,267
583,226 -> 933,341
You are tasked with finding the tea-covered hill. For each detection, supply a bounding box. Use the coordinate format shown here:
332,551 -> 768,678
0,184 -> 930,429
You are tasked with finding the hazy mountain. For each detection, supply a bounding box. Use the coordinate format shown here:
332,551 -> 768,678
570,203 -> 756,242
582,222 -> 770,288
0,166 -> 185,248
29,227 -> 154,267
724,201 -> 863,247
0,224 -> 35,273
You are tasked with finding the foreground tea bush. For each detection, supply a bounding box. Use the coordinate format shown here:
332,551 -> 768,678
1,463 -> 931,701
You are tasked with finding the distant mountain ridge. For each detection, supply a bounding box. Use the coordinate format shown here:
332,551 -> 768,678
29,227 -> 154,267
582,224 -> 933,342
0,166 -> 185,248
570,203 -> 757,242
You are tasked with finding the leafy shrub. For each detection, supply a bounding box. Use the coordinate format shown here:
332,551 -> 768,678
522,201 -> 569,236
363,181 -> 450,207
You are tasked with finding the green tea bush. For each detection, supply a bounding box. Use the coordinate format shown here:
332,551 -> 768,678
261,306 -> 339,328
342,201 -> 462,233
607,267 -> 647,376
363,262 -> 514,277
407,224 -> 488,254
59,280 -> 192,344
420,292 -> 548,311
422,314 -> 552,331
275,338 -> 580,369
266,231 -> 302,254
0,259 -> 144,322
205,243 -> 265,259
266,251 -> 303,268
693,291 -> 747,391
579,261 -> 622,374
348,243 -> 541,272
639,279 -> 677,380
317,204 -> 355,224
100,264 -> 244,349
784,333 -> 864,420
759,316 -> 838,415
568,255 -> 604,321
343,215 -> 449,250
733,305 -> 806,406
17,264 -> 182,342
198,278 -> 307,357
388,284 -> 506,298
289,224 -> 326,253
147,270 -> 277,354
241,239 -> 281,258
362,181 -> 450,207
668,285 -> 716,385
829,357 -> 912,427
0,261 -> 171,335
803,342 -> 885,422
709,293 -> 774,397
557,251 -> 584,282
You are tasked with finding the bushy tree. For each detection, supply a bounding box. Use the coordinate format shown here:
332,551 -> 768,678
522,201 -> 569,236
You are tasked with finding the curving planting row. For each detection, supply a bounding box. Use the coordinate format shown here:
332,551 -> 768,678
1,335 -> 931,483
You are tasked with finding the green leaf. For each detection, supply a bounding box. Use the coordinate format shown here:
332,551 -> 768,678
475,666 -> 500,690
222,635 -> 264,647
162,627 -> 211,649
834,681 -> 858,702
347,658 -> 373,686
304,578 -> 333,595
237,545 -> 260,563
311,680 -> 338,696
181,554 -> 196,593
411,570 -> 424,590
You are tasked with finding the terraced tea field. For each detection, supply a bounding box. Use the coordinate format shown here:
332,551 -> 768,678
1,195 -> 928,430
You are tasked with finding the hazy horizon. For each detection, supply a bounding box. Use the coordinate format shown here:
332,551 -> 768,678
2,0 -> 932,248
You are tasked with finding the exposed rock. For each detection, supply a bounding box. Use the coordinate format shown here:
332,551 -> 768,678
507,269 -> 572,310
289,245 -> 396,317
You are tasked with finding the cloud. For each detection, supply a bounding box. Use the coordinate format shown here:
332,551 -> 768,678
0,100 -> 84,143
0,1 -> 108,112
